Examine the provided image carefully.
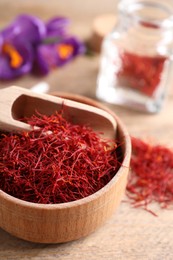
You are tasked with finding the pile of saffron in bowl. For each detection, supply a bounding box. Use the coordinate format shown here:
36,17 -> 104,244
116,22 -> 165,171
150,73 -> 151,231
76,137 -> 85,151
0,111 -> 119,204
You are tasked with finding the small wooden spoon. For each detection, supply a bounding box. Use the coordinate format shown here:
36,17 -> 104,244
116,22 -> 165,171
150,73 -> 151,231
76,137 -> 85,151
0,86 -> 117,139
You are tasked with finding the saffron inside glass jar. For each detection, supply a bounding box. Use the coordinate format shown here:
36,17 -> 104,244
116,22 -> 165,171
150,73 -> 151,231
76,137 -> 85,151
117,51 -> 167,97
97,0 -> 173,113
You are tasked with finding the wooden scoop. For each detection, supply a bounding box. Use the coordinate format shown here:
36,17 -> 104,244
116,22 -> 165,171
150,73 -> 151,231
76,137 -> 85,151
0,86 -> 117,139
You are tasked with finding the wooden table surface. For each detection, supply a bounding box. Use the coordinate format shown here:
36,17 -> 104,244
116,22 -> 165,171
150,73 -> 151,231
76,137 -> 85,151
0,1 -> 173,259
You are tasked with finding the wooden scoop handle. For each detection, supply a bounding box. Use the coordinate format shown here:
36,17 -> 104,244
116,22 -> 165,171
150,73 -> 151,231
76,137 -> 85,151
0,86 -> 117,139
0,87 -> 32,132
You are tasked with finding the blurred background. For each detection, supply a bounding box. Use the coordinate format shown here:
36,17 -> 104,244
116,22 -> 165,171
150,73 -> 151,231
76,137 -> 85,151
0,0 -> 118,96
0,0 -> 119,48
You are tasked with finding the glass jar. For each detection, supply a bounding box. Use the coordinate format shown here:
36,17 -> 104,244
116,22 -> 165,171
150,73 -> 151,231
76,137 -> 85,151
96,0 -> 173,113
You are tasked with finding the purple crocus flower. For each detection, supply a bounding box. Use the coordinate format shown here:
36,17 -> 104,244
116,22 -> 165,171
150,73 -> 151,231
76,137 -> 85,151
0,14 -> 85,79
1,14 -> 46,44
0,38 -> 33,80
34,36 -> 86,75
34,17 -> 86,75
0,15 -> 46,80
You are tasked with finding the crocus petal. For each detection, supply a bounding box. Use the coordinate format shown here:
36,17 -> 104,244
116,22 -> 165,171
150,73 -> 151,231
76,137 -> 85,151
33,44 -> 57,75
0,39 -> 33,79
46,17 -> 70,37
1,14 -> 46,44
0,34 -> 3,49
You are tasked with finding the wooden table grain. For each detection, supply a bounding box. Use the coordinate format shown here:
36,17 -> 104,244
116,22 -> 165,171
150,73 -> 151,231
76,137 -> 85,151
0,1 -> 173,259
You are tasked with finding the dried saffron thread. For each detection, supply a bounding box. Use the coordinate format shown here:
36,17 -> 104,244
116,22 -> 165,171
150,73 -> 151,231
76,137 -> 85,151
0,111 -> 119,204
117,51 -> 167,97
126,137 -> 173,215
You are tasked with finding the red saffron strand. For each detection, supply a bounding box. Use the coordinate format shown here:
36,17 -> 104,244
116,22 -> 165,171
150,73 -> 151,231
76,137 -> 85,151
127,137 -> 173,215
0,111 -> 119,204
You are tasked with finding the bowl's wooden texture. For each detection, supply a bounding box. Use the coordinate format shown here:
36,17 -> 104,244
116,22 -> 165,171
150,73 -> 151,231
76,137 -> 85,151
0,93 -> 131,244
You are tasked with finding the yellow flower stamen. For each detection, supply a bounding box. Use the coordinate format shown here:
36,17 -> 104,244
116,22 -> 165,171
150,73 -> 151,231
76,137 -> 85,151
2,43 -> 23,69
57,44 -> 73,59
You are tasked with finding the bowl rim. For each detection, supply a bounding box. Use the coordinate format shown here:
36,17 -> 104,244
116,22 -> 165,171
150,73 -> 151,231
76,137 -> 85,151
0,92 -> 131,210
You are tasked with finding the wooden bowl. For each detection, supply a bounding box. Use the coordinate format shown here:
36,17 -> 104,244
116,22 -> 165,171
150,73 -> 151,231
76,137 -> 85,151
0,93 -> 131,243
